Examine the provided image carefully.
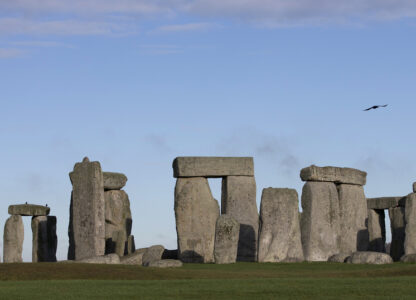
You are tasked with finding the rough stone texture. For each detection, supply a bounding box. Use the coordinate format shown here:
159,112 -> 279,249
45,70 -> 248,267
126,235 -> 135,255
222,176 -> 258,262
367,209 -> 386,252
175,177 -> 220,263
142,245 -> 165,266
173,157 -> 254,178
68,158 -> 105,260
400,254 -> 416,262
103,172 -> 127,190
120,248 -> 147,265
258,188 -> 303,262
300,165 -> 367,185
389,207 -> 406,262
8,204 -> 50,216
32,216 -> 57,262
328,253 -> 351,263
405,193 -> 416,255
367,197 -> 406,209
348,251 -> 393,264
78,253 -> 120,264
3,215 -> 24,263
147,259 -> 183,268
214,215 -> 240,264
337,184 -> 368,253
301,182 -> 340,261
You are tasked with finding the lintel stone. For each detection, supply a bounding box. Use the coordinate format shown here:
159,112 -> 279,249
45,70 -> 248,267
367,197 -> 406,209
300,165 -> 366,185
8,204 -> 50,216
103,172 -> 127,190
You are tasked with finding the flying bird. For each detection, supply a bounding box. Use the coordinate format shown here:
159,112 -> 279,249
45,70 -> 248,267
363,104 -> 388,111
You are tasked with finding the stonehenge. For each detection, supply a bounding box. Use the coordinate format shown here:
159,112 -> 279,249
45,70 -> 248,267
214,215 -> 240,264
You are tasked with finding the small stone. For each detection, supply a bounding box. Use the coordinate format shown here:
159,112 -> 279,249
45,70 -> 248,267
142,245 -> 165,266
300,165 -> 366,185
328,253 -> 351,263
8,204 -> 50,216
3,215 -> 24,263
32,216 -> 57,262
400,254 -> 416,263
214,215 -> 239,264
389,207 -> 406,262
367,209 -> 386,252
103,172 -> 128,190
120,248 -> 147,265
147,259 -> 183,268
348,251 -> 393,264
78,253 -> 120,264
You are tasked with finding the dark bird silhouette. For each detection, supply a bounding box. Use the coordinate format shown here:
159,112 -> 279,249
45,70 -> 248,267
363,104 -> 388,111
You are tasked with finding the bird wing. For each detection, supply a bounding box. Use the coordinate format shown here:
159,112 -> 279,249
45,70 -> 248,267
380,104 -> 388,107
363,107 -> 373,111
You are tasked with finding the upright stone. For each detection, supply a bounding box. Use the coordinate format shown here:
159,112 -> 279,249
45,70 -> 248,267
175,177 -> 220,263
367,209 -> 386,252
222,176 -> 258,262
214,215 -> 240,264
32,216 -> 57,262
389,207 -> 406,261
413,182 -> 416,193
3,215 -> 24,263
258,188 -> 303,262
68,157 -> 105,260
405,193 -> 416,255
301,182 -> 340,261
337,184 -> 368,252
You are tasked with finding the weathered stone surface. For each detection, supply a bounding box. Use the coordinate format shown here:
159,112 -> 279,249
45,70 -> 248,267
126,235 -> 135,255
8,204 -> 49,216
400,254 -> 416,262
258,188 -> 303,262
389,207 -> 406,262
301,182 -> 340,261
222,176 -> 258,262
142,245 -> 165,266
147,259 -> 183,268
214,215 -> 239,264
367,197 -> 406,209
367,209 -> 386,252
300,165 -> 367,185
338,184 -> 368,253
120,248 -> 147,265
78,253 -> 120,264
348,251 -> 393,264
103,172 -> 127,190
114,230 -> 127,257
68,158 -> 105,260
3,215 -> 24,263
32,216 -> 57,262
175,177 -> 220,263
173,157 -> 254,178
405,193 -> 416,255
328,253 -> 351,263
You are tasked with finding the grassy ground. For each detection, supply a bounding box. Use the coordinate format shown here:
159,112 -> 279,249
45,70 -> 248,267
0,262 -> 415,299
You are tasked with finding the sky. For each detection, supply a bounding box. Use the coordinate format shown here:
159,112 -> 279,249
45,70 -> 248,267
1,0 -> 416,261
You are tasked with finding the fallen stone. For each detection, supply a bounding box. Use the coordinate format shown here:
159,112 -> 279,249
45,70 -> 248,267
32,216 -> 57,262
68,158 -> 105,260
147,259 -> 183,268
337,184 -> 368,252
300,165 -> 366,185
389,207 -> 406,262
348,251 -> 393,264
367,197 -> 406,209
214,215 -> 239,264
258,188 -> 303,263
103,172 -> 127,190
405,193 -> 416,255
78,253 -> 120,264
328,253 -> 351,263
8,204 -> 49,216
175,177 -> 219,263
142,245 -> 165,266
301,182 -> 340,261
120,248 -> 147,265
221,176 -> 258,262
400,254 -> 416,263
3,215 -> 24,263
173,157 -> 254,178
367,209 -> 386,252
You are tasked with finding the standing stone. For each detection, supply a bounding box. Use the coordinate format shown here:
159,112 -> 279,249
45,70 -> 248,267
214,215 -> 240,264
3,215 -> 24,263
389,207 -> 406,261
405,193 -> 416,255
258,188 -> 303,262
367,209 -> 386,252
68,157 -> 105,260
32,216 -> 57,262
126,235 -> 135,255
413,182 -> 416,193
301,182 -> 340,261
337,184 -> 368,252
175,177 -> 220,263
221,176 -> 258,262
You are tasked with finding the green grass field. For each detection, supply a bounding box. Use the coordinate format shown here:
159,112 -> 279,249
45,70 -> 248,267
1,262 -> 416,299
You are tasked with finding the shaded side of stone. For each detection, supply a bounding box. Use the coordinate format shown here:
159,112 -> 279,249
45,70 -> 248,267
32,216 -> 57,262
126,235 -> 135,255
349,251 -> 393,264
214,215 -> 240,264
258,188 -> 303,262
367,197 -> 406,209
300,165 -> 366,185
389,207 -> 406,262
162,249 -> 178,260
8,204 -> 50,216
3,215 -> 24,263
405,193 -> 416,255
367,209 -> 386,253
400,254 -> 416,262
103,172 -> 127,190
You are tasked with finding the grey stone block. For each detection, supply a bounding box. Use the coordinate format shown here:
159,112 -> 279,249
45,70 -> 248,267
300,165 -> 366,185
142,245 -> 165,266
405,193 -> 416,255
8,204 -> 49,216
367,197 -> 406,209
147,259 -> 183,268
327,253 -> 351,263
103,172 -> 127,190
389,207 -> 406,262
78,253 -> 120,264
120,248 -> 147,265
367,209 -> 386,252
3,215 -> 24,263
400,254 -> 416,262
32,216 -> 57,262
301,182 -> 340,261
173,157 -> 254,178
221,176 -> 258,262
214,215 -> 239,264
348,251 -> 393,264
258,188 -> 303,262
126,235 -> 135,255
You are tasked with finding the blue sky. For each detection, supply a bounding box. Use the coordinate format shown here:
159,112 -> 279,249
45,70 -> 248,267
1,1 -> 416,261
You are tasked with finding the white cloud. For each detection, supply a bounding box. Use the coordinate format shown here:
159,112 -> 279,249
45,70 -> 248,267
0,47 -> 24,58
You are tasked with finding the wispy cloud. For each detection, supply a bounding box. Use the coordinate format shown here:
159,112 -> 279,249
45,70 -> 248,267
138,44 -> 183,55
0,47 -> 24,58
9,40 -> 75,48
152,22 -> 219,33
